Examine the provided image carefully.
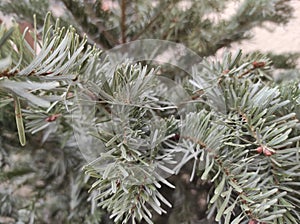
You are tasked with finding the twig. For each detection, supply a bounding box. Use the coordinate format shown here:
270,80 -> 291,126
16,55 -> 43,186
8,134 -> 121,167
121,0 -> 127,43
238,61 -> 265,79
0,70 -> 18,78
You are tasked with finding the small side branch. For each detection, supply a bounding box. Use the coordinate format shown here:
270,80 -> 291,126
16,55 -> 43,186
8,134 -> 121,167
238,61 -> 266,79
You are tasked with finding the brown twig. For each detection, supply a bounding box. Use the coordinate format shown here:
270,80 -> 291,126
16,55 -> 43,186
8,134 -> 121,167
121,0 -> 127,43
238,61 -> 266,79
191,89 -> 205,100
0,70 -> 18,78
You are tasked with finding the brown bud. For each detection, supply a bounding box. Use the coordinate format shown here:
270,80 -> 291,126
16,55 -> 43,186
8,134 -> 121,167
67,92 -> 74,98
45,114 -> 61,122
263,148 -> 273,156
169,133 -> 180,141
248,220 -> 258,224
252,61 -> 266,68
256,146 -> 263,154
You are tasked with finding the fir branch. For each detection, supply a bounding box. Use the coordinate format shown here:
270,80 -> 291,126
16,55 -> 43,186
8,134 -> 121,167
0,2 -> 299,223
132,2 -> 173,41
61,0 -> 117,48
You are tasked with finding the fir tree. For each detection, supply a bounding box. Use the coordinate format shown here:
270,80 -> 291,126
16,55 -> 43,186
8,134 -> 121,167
0,1 -> 300,224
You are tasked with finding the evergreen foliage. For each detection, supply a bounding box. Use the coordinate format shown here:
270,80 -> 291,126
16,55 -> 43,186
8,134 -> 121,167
0,0 -> 300,223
